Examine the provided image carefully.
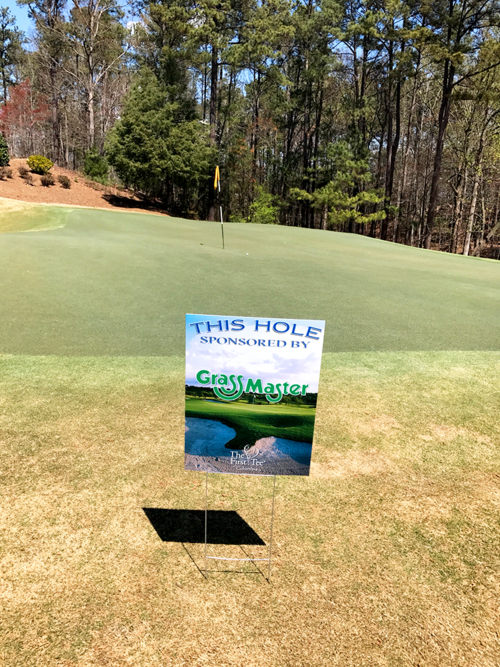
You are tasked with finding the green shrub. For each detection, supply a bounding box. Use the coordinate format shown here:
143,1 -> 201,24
229,213 -> 247,223
58,174 -> 71,189
249,186 -> 279,225
84,148 -> 108,182
18,165 -> 29,178
40,173 -> 55,187
0,133 -> 9,167
27,155 -> 53,175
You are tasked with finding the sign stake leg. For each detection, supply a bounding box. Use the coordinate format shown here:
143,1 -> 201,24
268,475 -> 276,580
204,471 -> 208,574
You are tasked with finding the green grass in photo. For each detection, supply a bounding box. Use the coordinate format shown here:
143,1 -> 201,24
185,397 -> 316,448
0,200 -> 499,356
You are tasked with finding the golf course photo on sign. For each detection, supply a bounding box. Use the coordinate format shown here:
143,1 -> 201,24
185,314 -> 325,476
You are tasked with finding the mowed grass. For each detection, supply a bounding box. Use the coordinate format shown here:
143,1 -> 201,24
0,204 -> 499,665
1,352 -> 499,666
0,197 -> 71,233
0,200 -> 499,355
185,398 -> 315,447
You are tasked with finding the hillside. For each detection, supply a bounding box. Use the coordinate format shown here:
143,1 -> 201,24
0,158 -> 168,215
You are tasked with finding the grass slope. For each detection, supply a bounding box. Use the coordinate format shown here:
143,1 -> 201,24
185,397 -> 315,448
0,204 -> 498,355
0,197 -> 72,233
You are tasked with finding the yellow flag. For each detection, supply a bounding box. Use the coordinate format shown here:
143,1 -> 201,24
214,165 -> 220,189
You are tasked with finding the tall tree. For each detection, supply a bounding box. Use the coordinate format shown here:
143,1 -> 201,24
106,69 -> 213,212
19,0 -> 67,161
0,78 -> 50,155
64,0 -> 127,149
421,0 -> 500,248
0,7 -> 25,103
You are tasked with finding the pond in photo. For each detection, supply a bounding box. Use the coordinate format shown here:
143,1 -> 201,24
185,416 -> 313,476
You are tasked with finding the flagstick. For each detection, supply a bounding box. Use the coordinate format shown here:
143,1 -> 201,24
218,179 -> 224,250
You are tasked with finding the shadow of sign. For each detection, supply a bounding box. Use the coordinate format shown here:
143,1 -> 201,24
143,508 -> 266,546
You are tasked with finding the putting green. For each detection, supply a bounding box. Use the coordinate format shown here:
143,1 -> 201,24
0,201 -> 498,356
185,397 -> 316,447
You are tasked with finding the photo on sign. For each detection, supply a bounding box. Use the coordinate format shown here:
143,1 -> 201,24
185,314 -> 325,476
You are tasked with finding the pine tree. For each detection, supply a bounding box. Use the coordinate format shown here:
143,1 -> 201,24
18,0 -> 66,162
0,8 -> 25,104
290,141 -> 385,230
106,70 -> 214,214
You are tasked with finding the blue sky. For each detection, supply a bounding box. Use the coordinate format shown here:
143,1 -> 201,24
185,314 -> 325,392
3,0 -> 31,33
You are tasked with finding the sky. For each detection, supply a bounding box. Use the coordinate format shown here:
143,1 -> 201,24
185,314 -> 325,393
5,0 -> 137,44
4,0 -> 32,33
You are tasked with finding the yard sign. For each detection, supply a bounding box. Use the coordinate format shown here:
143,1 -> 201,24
185,314 -> 325,476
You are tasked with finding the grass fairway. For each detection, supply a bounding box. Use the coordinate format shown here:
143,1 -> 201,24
1,203 -> 499,666
185,398 -> 315,448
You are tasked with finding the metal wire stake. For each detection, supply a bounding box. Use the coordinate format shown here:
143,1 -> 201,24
220,206 -> 224,249
268,475 -> 277,580
218,180 -> 224,250
204,472 -> 208,574
203,472 -> 277,579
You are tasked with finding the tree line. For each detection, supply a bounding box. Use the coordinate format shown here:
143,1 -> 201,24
1,0 -> 500,257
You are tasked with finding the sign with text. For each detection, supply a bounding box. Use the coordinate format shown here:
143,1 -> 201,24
185,314 -> 325,476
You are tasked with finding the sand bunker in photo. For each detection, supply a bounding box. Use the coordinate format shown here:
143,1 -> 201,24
184,417 -> 312,476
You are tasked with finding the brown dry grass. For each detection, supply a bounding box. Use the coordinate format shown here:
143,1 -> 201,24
0,352 -> 499,666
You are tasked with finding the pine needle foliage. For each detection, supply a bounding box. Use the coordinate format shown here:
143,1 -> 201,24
290,142 -> 385,230
106,70 -> 213,213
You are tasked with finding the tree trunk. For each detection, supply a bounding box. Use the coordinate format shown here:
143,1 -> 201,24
50,65 -> 60,163
252,70 -> 261,188
64,111 -> 69,166
463,120 -> 490,255
476,177 -> 486,255
384,33 -> 403,241
322,206 -> 328,230
2,68 -> 6,104
88,84 -> 95,149
425,61 -> 455,248
451,166 -> 467,253
208,44 -> 218,221
397,48 -> 420,244
209,45 -> 218,143
381,38 -> 393,241
358,33 -> 368,143
100,69 -> 108,152
463,171 -> 480,256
